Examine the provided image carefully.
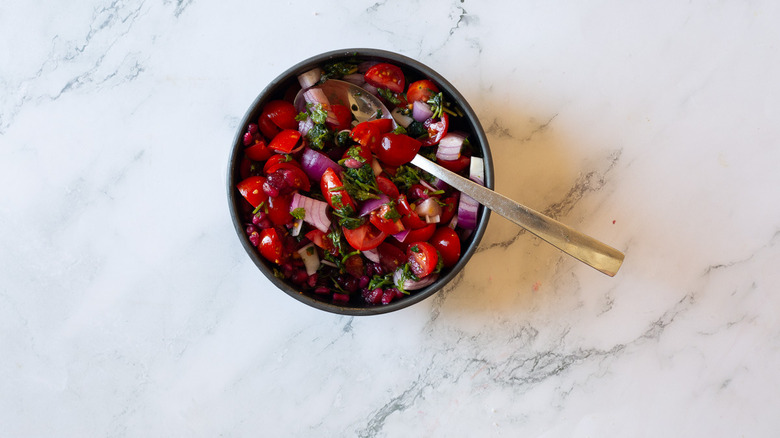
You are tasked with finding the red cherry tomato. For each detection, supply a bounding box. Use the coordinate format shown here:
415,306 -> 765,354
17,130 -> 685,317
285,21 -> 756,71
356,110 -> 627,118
406,79 -> 439,104
329,104 -> 353,132
406,241 -> 439,278
267,162 -> 311,191
402,223 -> 436,248
239,157 -> 252,180
375,133 -> 421,167
343,223 -> 387,251
367,118 -> 394,134
351,121 -> 381,153
262,100 -> 298,130
421,113 -> 449,147
258,228 -> 287,264
267,194 -> 292,226
369,204 -> 405,236
236,176 -> 268,208
258,115 -> 280,139
439,193 -> 459,224
263,154 -> 299,174
429,227 -> 461,268
245,140 -> 274,162
321,168 -> 356,212
437,155 -> 470,173
342,144 -> 372,164
268,129 -> 301,153
364,63 -> 405,93
376,175 -> 400,198
376,241 -> 406,273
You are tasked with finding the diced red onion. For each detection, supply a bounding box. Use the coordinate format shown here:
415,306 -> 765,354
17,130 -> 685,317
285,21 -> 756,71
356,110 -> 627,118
470,157 -> 485,184
393,229 -> 410,242
393,269 -> 438,291
448,215 -> 458,229
431,177 -> 449,191
321,260 -> 337,268
425,214 -> 440,224
412,100 -> 433,122
297,67 -> 323,89
298,116 -> 314,136
291,192 -> 331,232
419,179 -> 438,193
415,197 -> 442,219
362,248 -> 380,263
362,83 -> 378,96
391,108 -> 414,128
301,148 -> 342,181
291,218 -> 304,237
303,88 -> 338,124
297,243 -> 321,275
342,73 -> 365,86
436,132 -> 466,161
358,194 -> 390,217
358,61 -> 378,73
457,156 -> 485,230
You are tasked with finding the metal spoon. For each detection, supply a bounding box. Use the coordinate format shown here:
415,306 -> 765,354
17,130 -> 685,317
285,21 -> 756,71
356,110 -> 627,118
298,80 -> 625,276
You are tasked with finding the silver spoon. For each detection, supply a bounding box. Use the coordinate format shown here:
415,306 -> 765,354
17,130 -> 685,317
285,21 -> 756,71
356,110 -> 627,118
298,80 -> 625,276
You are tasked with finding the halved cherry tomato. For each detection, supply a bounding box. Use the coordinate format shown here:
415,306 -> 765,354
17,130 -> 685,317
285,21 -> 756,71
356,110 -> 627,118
267,194 -> 292,226
406,241 -> 439,278
437,155 -> 470,173
421,113 -> 449,147
245,140 -> 275,162
263,154 -> 299,174
439,193 -> 459,224
262,100 -> 298,130
258,115 -> 280,139
305,229 -> 326,248
429,227 -> 461,268
237,176 -> 268,208
403,223 -> 436,248
321,168 -> 356,212
376,133 -> 421,167
367,118 -> 394,134
376,241 -> 406,273
342,144 -> 372,164
258,228 -> 287,264
268,129 -> 301,153
406,79 -> 439,104
239,157 -> 252,180
329,104 -> 353,132
376,175 -> 400,198
267,162 -> 310,191
369,204 -> 405,235
343,223 -> 387,251
364,63 -> 405,94
351,121 -> 381,153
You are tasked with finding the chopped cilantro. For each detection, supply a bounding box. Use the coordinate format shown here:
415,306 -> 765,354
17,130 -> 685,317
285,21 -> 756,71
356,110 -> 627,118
306,123 -> 331,150
341,165 -> 381,201
392,125 -> 407,135
335,130 -> 354,148
321,61 -> 359,82
368,273 -> 394,291
406,121 -> 427,139
410,244 -> 420,253
291,207 -> 306,220
382,203 -> 401,220
377,88 -> 402,106
392,165 -> 434,192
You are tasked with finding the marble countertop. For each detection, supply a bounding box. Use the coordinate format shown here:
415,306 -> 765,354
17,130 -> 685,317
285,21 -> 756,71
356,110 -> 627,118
3,1 -> 779,436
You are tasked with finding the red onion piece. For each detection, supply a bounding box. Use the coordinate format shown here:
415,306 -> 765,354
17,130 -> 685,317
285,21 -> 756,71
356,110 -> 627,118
303,88 -> 338,124
358,61 -> 378,73
392,229 -> 411,242
431,176 -> 449,191
470,157 -> 485,184
391,108 -> 414,128
362,248 -> 380,263
412,100 -> 433,122
415,197 -> 442,219
343,158 -> 363,169
298,67 -> 323,89
300,148 -> 342,181
457,156 -> 485,230
342,73 -> 365,86
297,243 -> 321,275
436,133 -> 466,161
298,116 -> 314,136
291,192 -> 331,232
358,194 -> 390,217
393,269 -> 438,291
418,179 -> 438,193
362,83 -> 378,96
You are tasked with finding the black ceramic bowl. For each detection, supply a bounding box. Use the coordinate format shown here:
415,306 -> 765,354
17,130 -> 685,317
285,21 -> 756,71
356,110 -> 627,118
227,48 -> 493,315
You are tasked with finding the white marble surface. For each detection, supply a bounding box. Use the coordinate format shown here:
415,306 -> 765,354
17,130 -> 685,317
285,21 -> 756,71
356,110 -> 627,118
2,0 -> 779,436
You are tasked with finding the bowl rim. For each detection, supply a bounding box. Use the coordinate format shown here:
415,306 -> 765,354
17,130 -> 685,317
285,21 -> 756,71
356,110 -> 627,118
227,48 -> 494,315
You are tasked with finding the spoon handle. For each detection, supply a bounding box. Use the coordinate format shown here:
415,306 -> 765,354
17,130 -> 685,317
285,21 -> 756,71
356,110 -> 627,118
411,155 -> 625,276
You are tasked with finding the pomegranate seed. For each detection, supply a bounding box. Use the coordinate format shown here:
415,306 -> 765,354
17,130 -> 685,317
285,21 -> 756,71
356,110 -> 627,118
333,293 -> 349,303
243,132 -> 254,146
248,231 -> 260,247
262,181 -> 279,198
362,288 -> 383,305
247,123 -> 259,135
307,273 -> 318,288
381,289 -> 395,305
281,263 -> 294,278
291,269 -> 308,284
358,275 -> 370,289
314,286 -> 330,295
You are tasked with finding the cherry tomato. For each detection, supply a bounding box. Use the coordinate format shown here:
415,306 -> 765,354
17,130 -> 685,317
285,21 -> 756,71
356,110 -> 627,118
329,104 -> 353,132
343,223 -> 387,251
267,162 -> 311,191
239,157 -> 252,180
263,154 -> 298,174
439,193 -> 459,224
351,121 -> 381,153
342,144 -> 372,164
321,168 -> 356,212
395,194 -> 427,230
402,223 -> 436,248
367,118 -> 394,134
268,129 -> 301,154
437,155 -> 470,173
406,79 -> 439,104
237,176 -> 268,208
377,242 -> 406,273
258,228 -> 287,264
375,133 -> 422,167
376,175 -> 400,198
261,100 -> 298,130
369,204 -> 405,235
406,241 -> 439,278
305,229 -> 326,248
245,140 -> 274,162
258,115 -> 280,139
429,227 -> 461,267
421,113 -> 449,147
364,63 -> 405,93
267,194 -> 292,226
